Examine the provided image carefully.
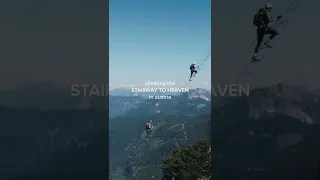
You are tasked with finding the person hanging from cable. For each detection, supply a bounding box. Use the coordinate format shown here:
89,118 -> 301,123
189,62 -> 198,81
252,2 -> 282,61
145,120 -> 153,135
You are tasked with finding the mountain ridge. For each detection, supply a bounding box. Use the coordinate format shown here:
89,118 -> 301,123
1,82 -> 320,179
211,83 -> 320,179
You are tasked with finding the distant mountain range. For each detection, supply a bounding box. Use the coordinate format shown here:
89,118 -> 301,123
0,83 -> 211,118
212,83 -> 320,179
0,83 -> 211,180
111,83 -> 320,179
1,82 -> 320,179
109,88 -> 211,118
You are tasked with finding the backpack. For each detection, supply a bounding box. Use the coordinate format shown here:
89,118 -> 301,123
190,64 -> 193,70
253,13 -> 261,27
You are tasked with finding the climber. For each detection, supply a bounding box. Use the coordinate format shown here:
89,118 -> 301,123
252,2 -> 282,61
189,62 -> 198,81
145,121 -> 153,135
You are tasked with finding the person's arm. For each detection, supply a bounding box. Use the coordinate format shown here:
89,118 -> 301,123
267,13 -> 282,27
267,12 -> 275,22
269,17 -> 275,22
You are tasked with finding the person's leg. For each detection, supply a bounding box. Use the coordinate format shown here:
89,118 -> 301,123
267,27 -> 278,40
263,28 -> 278,48
194,70 -> 198,76
190,71 -> 194,78
254,28 -> 264,54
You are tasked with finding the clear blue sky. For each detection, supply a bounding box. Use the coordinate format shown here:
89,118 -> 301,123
109,0 -> 211,90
